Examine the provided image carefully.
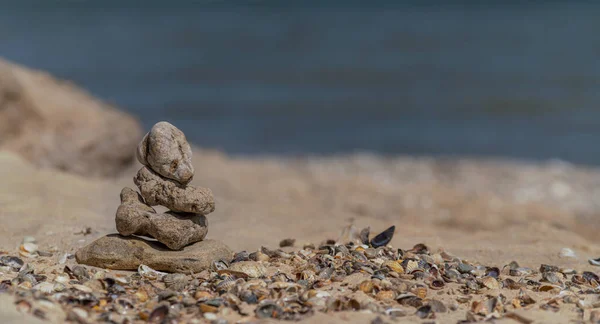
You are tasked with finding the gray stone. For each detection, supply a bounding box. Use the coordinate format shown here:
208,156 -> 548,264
75,235 -> 232,273
115,187 -> 208,250
136,121 -> 194,185
134,166 -> 215,214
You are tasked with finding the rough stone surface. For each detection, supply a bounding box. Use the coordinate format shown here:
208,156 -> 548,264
75,235 -> 232,273
137,121 -> 194,185
134,166 -> 215,214
115,187 -> 208,250
0,58 -> 142,176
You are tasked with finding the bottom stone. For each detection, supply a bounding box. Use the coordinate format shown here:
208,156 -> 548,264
75,234 -> 233,273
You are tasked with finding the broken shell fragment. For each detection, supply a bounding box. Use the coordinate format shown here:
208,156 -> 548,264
370,225 -> 395,248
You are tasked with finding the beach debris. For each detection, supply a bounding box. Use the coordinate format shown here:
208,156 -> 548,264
559,248 -> 577,259
589,258 -> 600,266
370,225 -> 395,248
279,238 -> 295,247
5,232 -> 600,322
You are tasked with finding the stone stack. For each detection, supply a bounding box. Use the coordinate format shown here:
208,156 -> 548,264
76,122 -> 232,272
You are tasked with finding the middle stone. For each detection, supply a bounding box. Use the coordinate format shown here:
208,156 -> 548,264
134,166 -> 215,214
116,187 -> 208,250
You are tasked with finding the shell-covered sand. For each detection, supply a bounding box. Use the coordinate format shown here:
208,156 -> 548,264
3,148 -> 600,323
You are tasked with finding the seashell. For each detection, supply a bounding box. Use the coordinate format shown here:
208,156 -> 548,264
72,284 -> 93,293
22,236 -> 36,244
359,227 -> 370,245
416,305 -> 432,319
195,290 -> 213,300
559,268 -> 576,275
232,251 -> 249,263
67,308 -> 89,322
268,281 -> 301,290
370,225 -> 395,248
589,258 -> 600,266
408,243 -> 429,255
457,263 -> 474,274
93,271 -> 106,280
385,308 -> 407,317
383,260 -> 404,274
541,271 -> 563,284
149,304 -> 169,323
559,248 -> 577,259
503,278 -> 523,290
364,248 -> 378,259
582,271 -> 600,283
135,290 -> 149,302
351,251 -> 368,262
572,274 -> 586,285
163,273 -> 189,291
72,265 -> 91,282
443,269 -> 460,282
485,267 -> 500,278
402,260 -> 419,274
53,283 -> 66,292
481,276 -> 500,290
358,280 -> 375,294
410,284 -> 428,299
375,290 -> 396,301
18,272 -> 37,285
428,279 -> 445,290
19,242 -> 39,258
33,282 -> 54,293
215,277 -> 238,292
396,294 -> 423,308
539,264 -> 559,273
279,238 -> 295,248
319,267 -> 334,280
509,267 -> 533,277
431,253 -> 444,265
211,259 -> 229,271
255,301 -> 283,319
239,290 -> 258,304
138,264 -> 167,280
228,261 -> 266,278
54,273 -> 69,284
465,279 -> 479,291
538,284 -> 561,292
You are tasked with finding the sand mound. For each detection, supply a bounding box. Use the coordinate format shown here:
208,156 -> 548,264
0,58 -> 142,176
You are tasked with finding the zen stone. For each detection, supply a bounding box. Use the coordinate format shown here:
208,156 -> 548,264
134,166 -> 215,214
136,121 -> 194,185
116,187 -> 208,250
75,235 -> 233,273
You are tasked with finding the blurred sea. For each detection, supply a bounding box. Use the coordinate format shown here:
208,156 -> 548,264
2,1 -> 600,164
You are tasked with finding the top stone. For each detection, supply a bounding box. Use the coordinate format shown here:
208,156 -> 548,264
136,122 -> 194,185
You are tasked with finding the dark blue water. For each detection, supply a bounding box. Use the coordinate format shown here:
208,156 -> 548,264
2,2 -> 600,164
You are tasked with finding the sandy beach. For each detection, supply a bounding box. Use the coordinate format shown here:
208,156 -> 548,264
2,59 -> 600,323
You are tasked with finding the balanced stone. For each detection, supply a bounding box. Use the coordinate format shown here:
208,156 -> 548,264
75,235 -> 233,273
136,121 -> 194,185
116,187 -> 208,250
134,166 -> 215,214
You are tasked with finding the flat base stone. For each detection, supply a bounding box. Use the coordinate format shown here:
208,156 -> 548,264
75,234 -> 232,273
